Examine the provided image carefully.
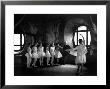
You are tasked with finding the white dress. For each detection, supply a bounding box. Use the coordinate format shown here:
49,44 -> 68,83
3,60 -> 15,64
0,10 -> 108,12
32,52 -> 39,59
55,50 -> 62,58
25,52 -> 32,67
32,46 -> 39,59
45,50 -> 51,57
25,53 -> 32,62
73,44 -> 87,64
38,46 -> 45,57
50,46 -> 55,56
25,47 -> 32,59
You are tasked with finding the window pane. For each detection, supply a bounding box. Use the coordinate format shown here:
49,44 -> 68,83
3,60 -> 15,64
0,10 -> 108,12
14,46 -> 20,50
78,26 -> 87,31
74,31 -> 91,45
14,34 -> 20,45
74,32 -> 78,45
88,31 -> 91,45
22,34 -> 24,45
78,32 -> 87,45
74,32 -> 87,45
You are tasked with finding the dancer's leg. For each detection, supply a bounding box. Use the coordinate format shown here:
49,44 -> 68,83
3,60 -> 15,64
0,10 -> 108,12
33,58 -> 37,67
77,64 -> 80,73
51,56 -> 54,66
80,63 -> 83,73
40,58 -> 42,66
27,60 -> 29,68
27,59 -> 31,68
48,57 -> 50,65
41,57 -> 43,66
76,64 -> 82,74
57,58 -> 59,64
47,57 -> 48,65
47,57 -> 50,65
32,59 -> 35,66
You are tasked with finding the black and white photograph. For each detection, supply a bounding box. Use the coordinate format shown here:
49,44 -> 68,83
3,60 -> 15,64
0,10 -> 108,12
14,14 -> 97,76
4,4 -> 106,85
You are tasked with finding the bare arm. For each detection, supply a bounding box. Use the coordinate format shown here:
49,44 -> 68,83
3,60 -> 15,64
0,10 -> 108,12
72,46 -> 78,51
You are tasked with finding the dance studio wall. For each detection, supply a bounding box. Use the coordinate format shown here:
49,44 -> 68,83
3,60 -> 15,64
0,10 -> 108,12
64,18 -> 88,48
14,14 -> 97,56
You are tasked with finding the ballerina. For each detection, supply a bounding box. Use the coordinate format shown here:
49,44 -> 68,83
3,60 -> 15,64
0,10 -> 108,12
50,42 -> 55,66
32,43 -> 39,67
25,44 -> 32,68
45,45 -> 51,66
55,44 -> 62,64
38,43 -> 45,66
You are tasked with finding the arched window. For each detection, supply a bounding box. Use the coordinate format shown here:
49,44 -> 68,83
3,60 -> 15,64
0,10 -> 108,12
74,26 -> 91,46
78,26 -> 87,31
14,34 -> 24,51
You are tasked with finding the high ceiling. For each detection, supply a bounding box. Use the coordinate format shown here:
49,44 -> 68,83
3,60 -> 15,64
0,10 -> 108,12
14,14 -> 97,33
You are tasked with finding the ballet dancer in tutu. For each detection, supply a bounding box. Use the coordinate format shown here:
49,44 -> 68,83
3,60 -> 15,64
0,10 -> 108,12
38,43 -> 45,66
55,44 -> 62,64
45,45 -> 51,66
32,43 -> 39,67
50,42 -> 55,66
72,39 -> 87,75
25,44 -> 32,68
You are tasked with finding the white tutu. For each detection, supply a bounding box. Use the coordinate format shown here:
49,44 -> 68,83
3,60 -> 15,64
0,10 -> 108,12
74,44 -> 87,64
75,55 -> 85,64
50,46 -> 55,56
38,51 -> 45,57
38,47 -> 45,57
55,51 -> 62,58
32,52 -> 39,59
50,52 -> 55,56
45,50 -> 51,57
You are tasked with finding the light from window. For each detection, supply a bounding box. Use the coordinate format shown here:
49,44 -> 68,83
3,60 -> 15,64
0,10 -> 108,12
78,26 -> 87,31
14,46 -> 20,51
74,32 -> 86,45
22,34 -> 24,45
74,26 -> 91,45
74,33 -> 77,45
88,31 -> 91,45
65,34 -> 73,47
74,32 -> 91,45
14,34 -> 24,51
78,32 -> 87,45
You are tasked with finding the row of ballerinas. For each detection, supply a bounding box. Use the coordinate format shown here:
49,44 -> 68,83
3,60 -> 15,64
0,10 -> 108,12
25,43 -> 62,68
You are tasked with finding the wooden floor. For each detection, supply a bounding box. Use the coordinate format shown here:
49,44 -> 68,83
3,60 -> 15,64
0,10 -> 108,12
14,64 -> 89,76
14,54 -> 97,76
